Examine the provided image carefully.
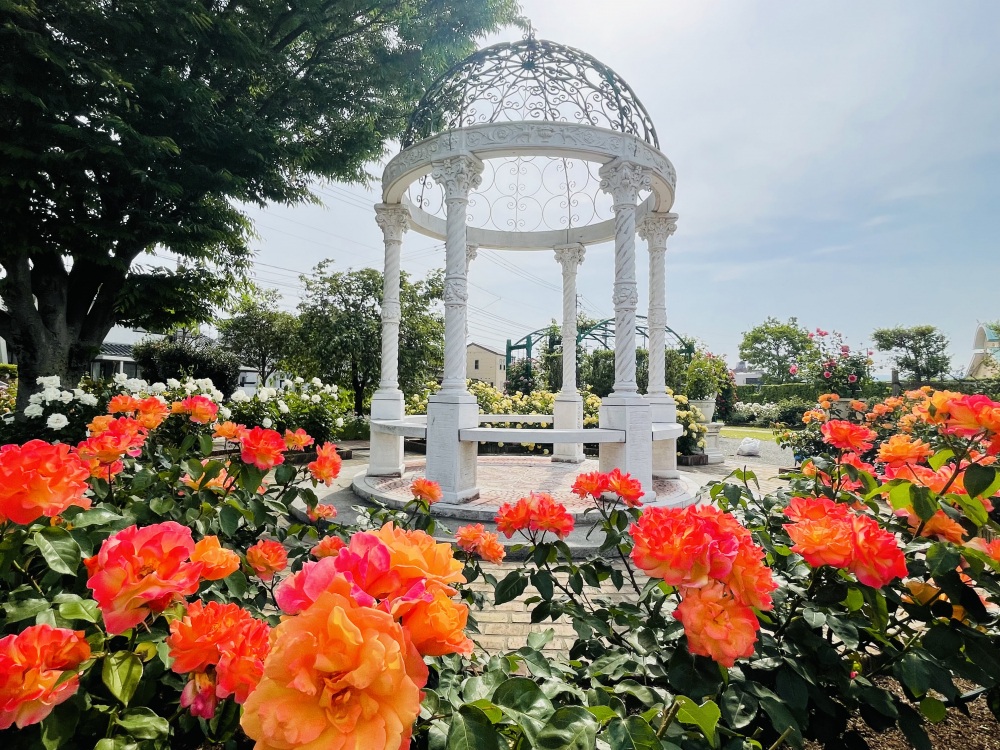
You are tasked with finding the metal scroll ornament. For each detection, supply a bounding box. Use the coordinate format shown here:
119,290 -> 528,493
401,37 -> 659,149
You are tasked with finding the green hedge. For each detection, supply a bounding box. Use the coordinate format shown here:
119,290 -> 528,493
0,363 -> 16,380
736,378 -> 1000,405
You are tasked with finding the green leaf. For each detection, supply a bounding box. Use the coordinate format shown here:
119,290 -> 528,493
755,693 -> 802,746
928,449 -> 954,471
721,685 -> 758,729
675,696 -> 721,747
198,433 -> 214,457
3,597 -> 51,623
888,481 -> 914,511
69,508 -> 123,527
494,571 -> 528,605
606,716 -> 660,750
445,705 -> 502,750
33,528 -> 81,576
910,485 -> 938,522
41,701 -> 79,750
919,696 -> 947,723
149,495 -> 175,515
952,493 -> 988,527
492,677 -> 553,741
531,569 -> 554,600
219,504 -> 242,537
116,707 -> 170,739
926,543 -> 961,577
102,651 -> 143,706
585,705 -> 619,724
964,464 -> 999,499
897,703 -> 932,750
58,599 -> 100,623
275,462 -> 297,485
844,587 -> 864,611
536,706 -> 598,750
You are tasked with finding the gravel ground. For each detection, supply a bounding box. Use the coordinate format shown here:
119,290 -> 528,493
719,435 -> 792,467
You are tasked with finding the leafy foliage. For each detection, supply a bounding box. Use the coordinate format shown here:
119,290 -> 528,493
132,337 -> 241,396
217,287 -> 299,386
873,325 -> 952,382
739,317 -> 817,384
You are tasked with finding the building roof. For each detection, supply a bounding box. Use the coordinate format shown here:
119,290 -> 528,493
468,342 -> 505,357
98,342 -> 134,359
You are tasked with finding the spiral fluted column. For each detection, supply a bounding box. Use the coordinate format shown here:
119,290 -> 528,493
638,213 -> 678,396
599,159 -> 651,395
374,203 -> 409,392
555,244 -> 585,394
432,155 -> 483,394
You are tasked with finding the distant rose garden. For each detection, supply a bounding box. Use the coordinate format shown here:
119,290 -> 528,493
1,369 -> 1000,749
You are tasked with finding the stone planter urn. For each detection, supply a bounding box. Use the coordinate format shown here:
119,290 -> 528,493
690,397 -> 717,424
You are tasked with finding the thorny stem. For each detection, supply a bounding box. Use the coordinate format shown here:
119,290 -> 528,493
13,559 -> 44,594
766,726 -> 794,750
655,700 -> 679,738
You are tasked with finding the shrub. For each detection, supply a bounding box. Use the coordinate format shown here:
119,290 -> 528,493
684,350 -> 729,399
133,337 -> 241,396
227,377 -> 350,444
730,401 -> 781,426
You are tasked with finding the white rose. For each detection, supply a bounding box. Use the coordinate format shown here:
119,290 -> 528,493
24,404 -> 44,418
113,373 -> 128,384
230,390 -> 249,403
59,390 -> 74,404
311,394 -> 321,404
197,378 -> 214,390
28,393 -> 43,405
212,390 -> 224,402
262,417 -> 273,428
335,417 -> 344,428
258,389 -> 270,402
311,377 -> 322,387
166,378 -> 181,389
278,400 -> 290,414
150,382 -> 167,394
78,393 -> 99,407
46,413 -> 69,430
42,387 -> 61,402
36,375 -> 61,388
294,377 -> 304,384
183,385 -> 195,394
125,378 -> 146,393
219,406 -> 231,420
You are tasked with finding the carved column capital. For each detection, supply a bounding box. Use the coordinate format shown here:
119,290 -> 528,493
554,243 -> 586,270
638,212 -> 678,249
599,159 -> 651,207
431,154 -> 484,202
374,203 -> 410,241
466,244 -> 479,264
443,279 -> 469,305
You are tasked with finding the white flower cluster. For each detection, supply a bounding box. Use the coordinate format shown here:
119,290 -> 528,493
25,376 -> 99,421
732,401 -> 781,424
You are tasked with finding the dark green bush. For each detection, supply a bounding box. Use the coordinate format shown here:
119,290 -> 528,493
133,338 -> 240,395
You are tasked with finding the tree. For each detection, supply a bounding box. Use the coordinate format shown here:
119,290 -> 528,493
872,325 -> 951,382
0,0 -> 521,411
217,287 -> 298,386
292,264 -> 443,414
739,317 -> 816,384
132,336 -> 241,396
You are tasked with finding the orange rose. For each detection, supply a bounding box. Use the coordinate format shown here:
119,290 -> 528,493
0,441 -> 91,525
571,471 -> 610,499
725,538 -> 777,611
77,417 -> 147,465
240,427 -> 287,471
85,522 -> 203,634
455,524 -> 506,564
172,395 -> 219,425
495,492 -> 574,539
214,421 -> 247,442
181,460 -> 233,492
167,601 -> 270,717
785,516 -> 855,569
820,420 -> 877,452
848,515 -> 908,588
0,624 -> 91,729
307,442 -> 342,485
630,505 -> 742,587
241,578 -> 427,750
87,414 -> 115,436
495,497 -> 533,538
783,496 -> 852,522
311,535 -> 346,559
399,586 -> 474,657
673,582 -> 759,668
246,539 -> 288,581
192,536 -> 241,580
108,394 -> 141,414
877,434 -> 934,468
908,510 -> 966,545
372,523 -> 465,597
410,477 -> 442,504
306,503 -> 337,522
283,428 -> 314,451
606,468 -> 644,507
135,396 -> 170,430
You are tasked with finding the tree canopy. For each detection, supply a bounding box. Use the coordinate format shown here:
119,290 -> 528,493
0,0 -> 520,410
291,263 -> 444,414
872,325 -> 951,382
738,317 -> 816,384
217,287 -> 299,386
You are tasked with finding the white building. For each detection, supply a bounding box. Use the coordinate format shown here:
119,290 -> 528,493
732,360 -> 763,385
467,342 -> 506,388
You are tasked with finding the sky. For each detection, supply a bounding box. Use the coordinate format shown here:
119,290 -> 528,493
240,1 -> 1000,377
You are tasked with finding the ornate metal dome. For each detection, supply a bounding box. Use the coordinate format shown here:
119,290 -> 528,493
401,36 -> 659,148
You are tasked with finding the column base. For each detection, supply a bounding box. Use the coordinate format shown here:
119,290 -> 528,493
426,391 -> 480,503
368,389 -> 405,477
598,394 -> 654,501
552,392 -> 585,463
704,422 -> 725,464
646,392 -> 677,423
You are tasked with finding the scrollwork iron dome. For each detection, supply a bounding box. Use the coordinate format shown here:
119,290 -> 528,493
401,37 -> 658,148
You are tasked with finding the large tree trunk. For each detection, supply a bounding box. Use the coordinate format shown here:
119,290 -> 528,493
0,254 -> 121,415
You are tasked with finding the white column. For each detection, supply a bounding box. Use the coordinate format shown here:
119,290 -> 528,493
368,203 -> 410,477
597,159 -> 654,500
425,154 -> 483,503
553,244 -> 585,463
465,244 -> 478,342
599,159 -> 650,395
434,155 -> 483,394
640,212 -> 681,479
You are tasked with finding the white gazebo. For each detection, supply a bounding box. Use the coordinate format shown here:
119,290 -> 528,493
366,36 -> 682,504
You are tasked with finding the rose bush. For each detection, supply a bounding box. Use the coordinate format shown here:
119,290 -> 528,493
4,378 -> 1000,749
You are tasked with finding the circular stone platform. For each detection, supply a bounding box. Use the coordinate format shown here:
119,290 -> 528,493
352,456 -> 700,523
